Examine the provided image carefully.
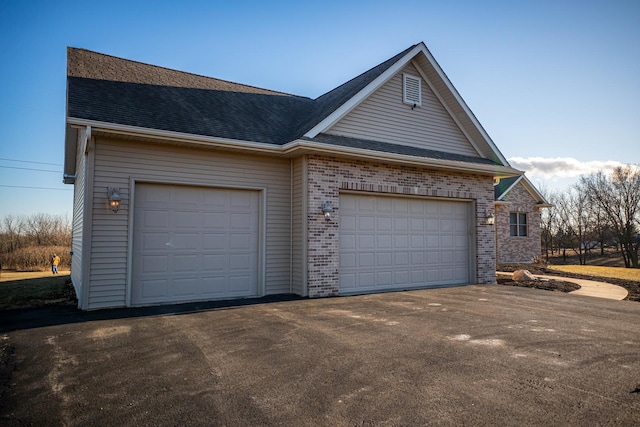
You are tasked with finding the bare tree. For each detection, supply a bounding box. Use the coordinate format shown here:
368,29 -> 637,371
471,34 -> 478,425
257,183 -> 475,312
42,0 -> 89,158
1,214 -> 23,254
581,166 -> 640,268
555,186 -> 594,265
540,191 -> 558,262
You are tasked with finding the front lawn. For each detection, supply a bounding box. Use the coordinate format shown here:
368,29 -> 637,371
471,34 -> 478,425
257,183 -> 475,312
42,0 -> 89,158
0,271 -> 75,309
548,265 -> 640,282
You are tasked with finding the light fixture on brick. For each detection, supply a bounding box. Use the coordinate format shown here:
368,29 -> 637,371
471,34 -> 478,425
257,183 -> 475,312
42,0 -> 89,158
321,201 -> 334,220
485,210 -> 495,225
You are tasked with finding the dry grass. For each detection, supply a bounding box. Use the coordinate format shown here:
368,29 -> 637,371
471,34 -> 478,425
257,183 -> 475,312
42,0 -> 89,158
0,270 -> 70,282
0,271 -> 74,309
548,265 -> 640,282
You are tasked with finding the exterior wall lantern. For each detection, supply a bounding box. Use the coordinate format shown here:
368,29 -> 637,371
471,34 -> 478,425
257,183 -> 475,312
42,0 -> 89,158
485,210 -> 495,225
321,201 -> 334,220
108,187 -> 121,213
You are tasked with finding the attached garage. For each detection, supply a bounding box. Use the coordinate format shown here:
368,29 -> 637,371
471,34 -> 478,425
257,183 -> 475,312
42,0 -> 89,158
131,183 -> 261,306
339,193 -> 473,294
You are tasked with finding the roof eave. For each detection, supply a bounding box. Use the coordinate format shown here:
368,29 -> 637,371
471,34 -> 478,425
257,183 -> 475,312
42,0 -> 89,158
284,139 -> 522,177
66,118 -> 522,177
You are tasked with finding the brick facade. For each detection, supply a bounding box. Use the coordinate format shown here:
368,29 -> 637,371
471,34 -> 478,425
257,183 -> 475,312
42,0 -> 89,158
305,155 -> 496,297
495,182 -> 542,263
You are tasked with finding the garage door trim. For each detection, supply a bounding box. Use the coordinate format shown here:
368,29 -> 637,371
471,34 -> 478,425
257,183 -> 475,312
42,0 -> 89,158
126,178 -> 266,307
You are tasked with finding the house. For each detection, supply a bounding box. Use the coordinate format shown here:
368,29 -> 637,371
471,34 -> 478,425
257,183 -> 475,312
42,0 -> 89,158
63,42 -> 523,310
494,175 -> 551,264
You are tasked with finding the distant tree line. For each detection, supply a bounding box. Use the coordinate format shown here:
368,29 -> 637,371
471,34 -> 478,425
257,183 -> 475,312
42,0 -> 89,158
541,166 -> 640,268
0,213 -> 72,271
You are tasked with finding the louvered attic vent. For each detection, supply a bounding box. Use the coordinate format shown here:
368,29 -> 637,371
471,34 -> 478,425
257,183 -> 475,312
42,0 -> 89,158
403,73 -> 422,107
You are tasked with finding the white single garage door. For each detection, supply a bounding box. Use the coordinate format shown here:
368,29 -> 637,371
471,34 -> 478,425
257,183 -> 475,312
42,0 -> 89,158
131,183 -> 260,306
339,194 -> 471,293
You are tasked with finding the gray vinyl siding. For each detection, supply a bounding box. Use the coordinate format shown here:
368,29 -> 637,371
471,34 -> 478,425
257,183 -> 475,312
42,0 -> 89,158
70,128 -> 86,302
87,138 -> 292,309
291,156 -> 306,296
411,54 -> 496,160
326,63 -> 479,157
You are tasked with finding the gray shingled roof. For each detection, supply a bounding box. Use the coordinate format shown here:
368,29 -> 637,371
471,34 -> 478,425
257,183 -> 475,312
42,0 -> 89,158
494,176 -> 520,199
67,46 -> 416,145
67,44 -> 498,168
305,133 -> 500,165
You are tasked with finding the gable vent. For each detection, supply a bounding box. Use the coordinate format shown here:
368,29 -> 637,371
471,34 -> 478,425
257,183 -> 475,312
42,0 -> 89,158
403,73 -> 422,107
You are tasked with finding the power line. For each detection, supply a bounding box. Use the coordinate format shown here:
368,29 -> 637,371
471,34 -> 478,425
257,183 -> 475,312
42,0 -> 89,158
0,185 -> 72,191
0,157 -> 63,166
0,165 -> 61,174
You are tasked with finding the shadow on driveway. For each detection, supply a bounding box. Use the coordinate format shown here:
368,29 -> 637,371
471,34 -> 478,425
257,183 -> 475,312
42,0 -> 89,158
0,294 -> 304,334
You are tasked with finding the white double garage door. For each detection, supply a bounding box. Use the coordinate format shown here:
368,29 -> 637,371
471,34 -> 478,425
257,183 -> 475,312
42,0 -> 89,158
339,194 -> 472,293
131,184 -> 472,305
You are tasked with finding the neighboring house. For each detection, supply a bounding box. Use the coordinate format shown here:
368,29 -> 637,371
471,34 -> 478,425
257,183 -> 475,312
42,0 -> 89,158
64,42 -> 523,310
494,175 -> 551,264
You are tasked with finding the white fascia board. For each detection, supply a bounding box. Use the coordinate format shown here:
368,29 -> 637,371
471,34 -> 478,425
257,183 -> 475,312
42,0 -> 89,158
419,44 -> 511,166
283,139 -> 522,177
303,44 -> 424,138
66,117 -> 284,154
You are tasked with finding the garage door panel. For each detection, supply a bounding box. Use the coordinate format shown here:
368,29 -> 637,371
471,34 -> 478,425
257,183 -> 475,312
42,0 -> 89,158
142,233 -> 170,250
142,255 -> 168,273
230,213 -> 254,229
340,194 -> 471,293
410,252 -> 424,265
377,217 -> 393,231
229,276 -> 253,293
132,184 -> 260,306
173,255 -> 198,272
377,234 -> 393,248
229,233 -> 253,250
376,252 -> 393,266
340,234 -> 356,250
140,279 -> 167,299
143,210 -> 170,227
358,252 -> 375,267
358,235 -> 375,249
170,278 -> 198,297
340,253 -> 357,268
359,217 -> 374,231
203,213 -> 229,229
203,233 -> 228,250
201,277 -> 227,295
393,235 -> 409,249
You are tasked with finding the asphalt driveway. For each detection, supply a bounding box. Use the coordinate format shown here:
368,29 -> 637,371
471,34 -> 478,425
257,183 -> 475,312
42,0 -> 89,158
1,285 -> 639,426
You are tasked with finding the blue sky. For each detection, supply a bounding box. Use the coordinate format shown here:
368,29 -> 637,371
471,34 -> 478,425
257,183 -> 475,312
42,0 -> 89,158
1,0 -> 638,218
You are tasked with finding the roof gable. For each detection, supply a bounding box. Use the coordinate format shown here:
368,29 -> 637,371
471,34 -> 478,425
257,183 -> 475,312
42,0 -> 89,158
324,62 -> 481,158
302,42 -> 510,166
495,175 -> 550,205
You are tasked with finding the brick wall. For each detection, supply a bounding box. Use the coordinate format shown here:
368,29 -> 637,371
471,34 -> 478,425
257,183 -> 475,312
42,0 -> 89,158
496,182 -> 542,263
305,155 -> 496,297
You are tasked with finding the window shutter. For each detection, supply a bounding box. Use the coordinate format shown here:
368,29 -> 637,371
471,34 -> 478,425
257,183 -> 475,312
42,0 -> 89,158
403,73 -> 422,107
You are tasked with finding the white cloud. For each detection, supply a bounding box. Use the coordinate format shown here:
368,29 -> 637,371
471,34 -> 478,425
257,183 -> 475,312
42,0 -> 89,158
507,157 -> 627,178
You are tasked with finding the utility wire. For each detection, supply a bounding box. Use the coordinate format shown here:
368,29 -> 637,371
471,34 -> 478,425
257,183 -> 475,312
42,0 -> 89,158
0,165 -> 60,174
0,185 -> 72,191
0,157 -> 63,166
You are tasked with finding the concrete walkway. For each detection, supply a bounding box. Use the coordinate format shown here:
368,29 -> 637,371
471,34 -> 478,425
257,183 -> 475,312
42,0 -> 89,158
497,272 -> 628,300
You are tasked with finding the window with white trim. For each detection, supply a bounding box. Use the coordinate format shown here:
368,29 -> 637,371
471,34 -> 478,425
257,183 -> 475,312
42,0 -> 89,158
510,212 -> 527,237
403,73 -> 422,107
